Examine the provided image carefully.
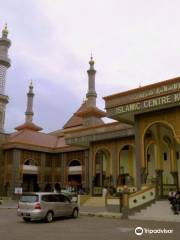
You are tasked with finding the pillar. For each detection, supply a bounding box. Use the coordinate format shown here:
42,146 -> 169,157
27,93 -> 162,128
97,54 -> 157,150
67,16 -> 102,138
39,153 -> 46,191
84,150 -> 89,192
111,141 -> 118,186
11,149 -> 21,196
134,120 -> 142,190
89,144 -> 93,195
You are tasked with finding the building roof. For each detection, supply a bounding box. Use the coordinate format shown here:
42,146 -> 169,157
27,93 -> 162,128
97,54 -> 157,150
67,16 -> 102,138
63,114 -> 83,129
63,102 -> 86,129
103,76 -> 180,100
63,101 -> 106,129
75,105 -> 106,118
15,122 -> 43,131
4,129 -> 68,149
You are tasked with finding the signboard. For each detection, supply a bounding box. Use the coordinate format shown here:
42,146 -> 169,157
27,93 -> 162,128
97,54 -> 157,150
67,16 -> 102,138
105,79 -> 180,121
110,92 -> 180,116
14,187 -> 22,194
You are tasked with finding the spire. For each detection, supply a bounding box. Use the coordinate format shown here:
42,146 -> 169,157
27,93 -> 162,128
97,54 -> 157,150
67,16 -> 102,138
25,81 -> 34,123
0,23 -> 11,133
2,24 -> 8,38
86,55 -> 97,106
89,53 -> 95,70
15,81 -> 43,131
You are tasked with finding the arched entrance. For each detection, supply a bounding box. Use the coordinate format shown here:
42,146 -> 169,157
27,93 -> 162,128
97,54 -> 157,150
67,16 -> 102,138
94,149 -> 111,187
68,160 -> 82,191
146,142 -> 156,183
118,145 -> 135,186
22,159 -> 39,192
144,122 -> 179,196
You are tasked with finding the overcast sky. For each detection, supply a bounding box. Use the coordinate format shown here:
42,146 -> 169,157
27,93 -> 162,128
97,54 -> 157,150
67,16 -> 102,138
1,0 -> 180,133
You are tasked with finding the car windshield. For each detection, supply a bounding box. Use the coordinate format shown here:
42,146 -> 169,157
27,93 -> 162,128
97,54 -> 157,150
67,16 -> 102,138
20,195 -> 39,203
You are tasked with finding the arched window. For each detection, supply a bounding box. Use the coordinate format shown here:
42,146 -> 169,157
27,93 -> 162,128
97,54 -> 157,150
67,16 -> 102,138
69,160 -> 81,167
24,159 -> 38,166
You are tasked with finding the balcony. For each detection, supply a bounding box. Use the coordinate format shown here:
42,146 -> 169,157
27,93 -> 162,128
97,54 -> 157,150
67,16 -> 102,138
68,166 -> 82,175
23,165 -> 39,174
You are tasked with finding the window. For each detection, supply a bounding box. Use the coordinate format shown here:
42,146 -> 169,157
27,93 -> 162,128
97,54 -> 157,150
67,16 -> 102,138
42,194 -> 58,202
20,195 -> 39,203
164,153 -> 167,161
57,194 -> 70,203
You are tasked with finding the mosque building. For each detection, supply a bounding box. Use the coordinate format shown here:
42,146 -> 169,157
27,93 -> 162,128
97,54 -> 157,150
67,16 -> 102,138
0,25 -> 180,199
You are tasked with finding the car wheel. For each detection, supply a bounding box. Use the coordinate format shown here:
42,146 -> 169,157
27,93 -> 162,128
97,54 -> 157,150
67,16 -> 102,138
72,208 -> 79,218
23,217 -> 31,222
45,211 -> 53,223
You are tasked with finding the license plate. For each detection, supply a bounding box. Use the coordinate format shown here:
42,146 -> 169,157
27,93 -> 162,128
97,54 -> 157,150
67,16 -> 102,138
22,213 -> 30,217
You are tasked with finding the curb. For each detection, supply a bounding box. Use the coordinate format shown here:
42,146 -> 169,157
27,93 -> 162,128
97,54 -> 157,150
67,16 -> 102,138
80,211 -> 122,219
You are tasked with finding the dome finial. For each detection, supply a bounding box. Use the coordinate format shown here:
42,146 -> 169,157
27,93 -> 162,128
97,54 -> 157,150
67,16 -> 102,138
29,80 -> 34,94
2,23 -> 8,38
89,53 -> 95,69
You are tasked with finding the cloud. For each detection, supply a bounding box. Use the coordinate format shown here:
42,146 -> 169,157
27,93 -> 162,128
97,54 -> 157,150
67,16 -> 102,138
1,0 -> 180,132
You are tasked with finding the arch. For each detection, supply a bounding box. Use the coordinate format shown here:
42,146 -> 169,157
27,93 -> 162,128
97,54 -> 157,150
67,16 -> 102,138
143,120 -> 176,141
69,159 -> 81,167
24,158 -> 38,166
22,158 -> 39,192
67,159 -> 82,190
94,147 -> 111,159
145,140 -> 156,168
118,144 -> 135,185
118,143 -> 135,156
145,142 -> 157,183
141,121 -> 176,168
143,121 -> 178,189
94,148 -> 111,187
163,136 -> 172,147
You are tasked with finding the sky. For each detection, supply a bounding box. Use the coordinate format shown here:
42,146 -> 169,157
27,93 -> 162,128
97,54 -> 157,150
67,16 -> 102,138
1,0 -> 180,133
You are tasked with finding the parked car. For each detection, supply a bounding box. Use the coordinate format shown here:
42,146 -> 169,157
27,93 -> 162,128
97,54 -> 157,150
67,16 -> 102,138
17,192 -> 79,223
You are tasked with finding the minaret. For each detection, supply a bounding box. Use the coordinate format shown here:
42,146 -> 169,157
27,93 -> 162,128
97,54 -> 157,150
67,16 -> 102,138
25,81 -> 34,123
86,56 -> 97,106
15,82 -> 42,132
0,24 -> 11,132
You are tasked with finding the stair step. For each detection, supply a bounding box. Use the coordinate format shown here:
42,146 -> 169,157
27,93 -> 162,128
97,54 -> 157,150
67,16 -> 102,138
129,200 -> 180,222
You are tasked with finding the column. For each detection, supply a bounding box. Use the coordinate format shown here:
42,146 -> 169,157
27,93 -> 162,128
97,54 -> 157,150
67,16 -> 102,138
88,144 -> 93,195
11,149 -> 21,196
111,141 -> 118,186
61,153 -> 66,188
134,120 -> 142,190
40,153 -> 46,191
84,150 -> 89,192
155,169 -> 163,198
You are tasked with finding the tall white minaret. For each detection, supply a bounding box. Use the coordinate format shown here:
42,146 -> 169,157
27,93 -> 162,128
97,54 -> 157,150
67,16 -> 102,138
0,24 -> 11,132
86,56 -> 97,106
25,81 -> 34,123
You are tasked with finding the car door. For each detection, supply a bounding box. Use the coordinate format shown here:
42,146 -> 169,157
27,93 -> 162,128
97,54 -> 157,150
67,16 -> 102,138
57,194 -> 72,216
45,194 -> 60,217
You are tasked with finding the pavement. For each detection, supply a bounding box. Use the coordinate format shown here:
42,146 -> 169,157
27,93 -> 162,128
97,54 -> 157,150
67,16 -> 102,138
1,209 -> 180,240
1,199 -> 179,222
0,199 -> 122,218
